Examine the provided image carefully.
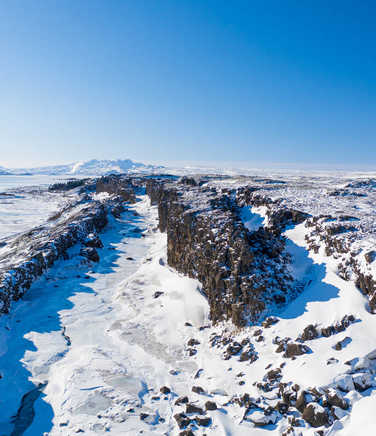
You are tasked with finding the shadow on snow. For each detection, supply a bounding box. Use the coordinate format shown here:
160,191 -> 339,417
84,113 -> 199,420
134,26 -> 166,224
0,204 -> 145,436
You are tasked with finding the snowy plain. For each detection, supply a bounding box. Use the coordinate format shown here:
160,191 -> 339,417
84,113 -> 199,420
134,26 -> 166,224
0,169 -> 376,435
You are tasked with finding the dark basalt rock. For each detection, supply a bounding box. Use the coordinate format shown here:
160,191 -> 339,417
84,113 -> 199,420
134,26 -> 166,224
283,343 -> 311,358
160,386 -> 171,394
179,430 -> 194,436
84,233 -> 103,248
323,390 -> 348,410
0,200 -> 110,313
195,416 -> 211,426
186,403 -> 205,415
333,336 -> 351,351
191,386 -> 205,395
49,178 -> 89,192
295,391 -> 307,413
80,247 -> 100,263
226,342 -> 243,356
96,175 -> 137,203
365,251 -> 376,264
146,180 -> 305,327
302,403 -> 329,428
174,413 -> 191,429
205,401 -> 217,411
175,396 -> 189,405
187,338 -> 200,347
298,324 -> 319,341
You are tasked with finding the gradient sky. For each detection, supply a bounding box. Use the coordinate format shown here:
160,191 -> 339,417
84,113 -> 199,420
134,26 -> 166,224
0,1 -> 375,168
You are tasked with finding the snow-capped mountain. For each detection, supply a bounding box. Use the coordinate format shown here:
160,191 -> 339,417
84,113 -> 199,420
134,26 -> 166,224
1,159 -> 163,176
0,166 -> 11,175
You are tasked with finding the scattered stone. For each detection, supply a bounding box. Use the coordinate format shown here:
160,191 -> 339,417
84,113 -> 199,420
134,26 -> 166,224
187,338 -> 200,346
298,324 -> 319,341
247,409 -> 278,426
153,291 -> 164,298
160,386 -> 171,395
333,336 -> 352,351
226,342 -> 243,356
84,233 -> 103,248
192,386 -> 205,395
323,389 -> 348,410
302,403 -> 329,428
283,343 -> 311,358
174,413 -> 191,429
179,430 -> 194,436
365,250 -> 376,264
262,317 -> 279,328
352,373 -> 374,392
334,374 -> 355,392
80,247 -> 99,262
175,396 -> 189,405
186,403 -> 205,415
205,401 -> 217,411
195,416 -> 211,427
295,391 -> 307,413
266,368 -> 282,382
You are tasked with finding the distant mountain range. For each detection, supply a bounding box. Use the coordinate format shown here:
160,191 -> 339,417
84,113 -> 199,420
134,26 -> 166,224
0,166 -> 12,175
0,159 -> 164,176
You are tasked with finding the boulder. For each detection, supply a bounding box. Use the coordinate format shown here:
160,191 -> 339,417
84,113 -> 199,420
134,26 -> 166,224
247,410 -> 278,426
205,401 -> 217,411
186,404 -> 205,415
283,343 -> 311,358
160,386 -> 171,395
80,247 -> 99,262
174,413 -> 191,429
302,403 -> 329,427
192,386 -> 205,395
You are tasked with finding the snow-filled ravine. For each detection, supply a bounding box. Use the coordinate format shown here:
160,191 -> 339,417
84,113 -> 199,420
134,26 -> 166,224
0,196 -> 375,435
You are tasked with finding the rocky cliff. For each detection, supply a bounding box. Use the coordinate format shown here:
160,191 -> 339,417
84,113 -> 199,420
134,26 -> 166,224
0,175 -> 140,314
146,177 -> 308,327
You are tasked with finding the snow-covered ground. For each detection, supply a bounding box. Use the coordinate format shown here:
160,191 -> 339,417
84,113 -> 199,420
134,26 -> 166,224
0,176 -> 82,241
0,175 -> 376,435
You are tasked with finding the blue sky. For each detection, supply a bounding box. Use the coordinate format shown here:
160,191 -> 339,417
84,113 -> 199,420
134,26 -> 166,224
0,1 -> 375,168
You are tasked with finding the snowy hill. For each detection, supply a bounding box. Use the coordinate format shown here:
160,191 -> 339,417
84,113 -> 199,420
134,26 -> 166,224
2,159 -> 163,176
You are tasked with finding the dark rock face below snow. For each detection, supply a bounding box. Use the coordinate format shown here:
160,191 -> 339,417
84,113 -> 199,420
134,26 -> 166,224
0,175 -> 144,314
146,177 -> 307,327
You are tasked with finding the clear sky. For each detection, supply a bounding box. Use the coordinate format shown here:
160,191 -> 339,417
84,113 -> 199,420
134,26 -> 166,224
0,1 -> 375,168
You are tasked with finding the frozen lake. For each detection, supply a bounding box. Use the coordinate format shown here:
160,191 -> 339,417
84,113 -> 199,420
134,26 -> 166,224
0,175 -> 83,241
0,175 -> 84,192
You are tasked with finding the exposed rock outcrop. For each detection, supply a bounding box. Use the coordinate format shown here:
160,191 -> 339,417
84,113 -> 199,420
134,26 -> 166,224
146,179 -> 307,326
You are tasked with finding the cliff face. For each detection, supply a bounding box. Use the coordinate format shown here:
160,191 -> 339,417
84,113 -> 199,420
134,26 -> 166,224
146,178 -> 306,327
0,175 -> 141,314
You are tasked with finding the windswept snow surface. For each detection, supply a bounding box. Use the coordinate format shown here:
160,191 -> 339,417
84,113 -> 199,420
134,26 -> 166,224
0,191 -> 376,434
0,177 -> 80,241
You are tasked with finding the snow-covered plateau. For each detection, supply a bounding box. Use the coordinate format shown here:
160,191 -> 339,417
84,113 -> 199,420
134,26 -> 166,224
0,171 -> 376,436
